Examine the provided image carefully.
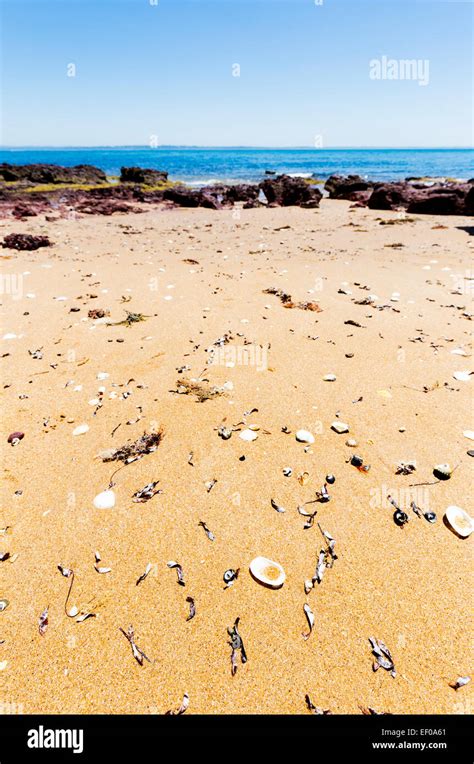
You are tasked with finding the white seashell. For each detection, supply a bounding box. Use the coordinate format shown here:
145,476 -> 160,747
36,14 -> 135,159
89,399 -> 100,406
331,421 -> 349,434
249,556 -> 286,588
445,506 -> 473,538
0,661 -> 8,671
463,431 -> 474,441
2,333 -> 17,340
67,606 -> 79,618
345,438 -> 358,447
72,424 -> 89,436
97,372 -> 109,380
453,371 -> 471,382
451,348 -> 468,356
295,429 -> 315,444
239,429 -> 258,441
323,374 -> 337,381
391,292 -> 400,302
93,489 -> 116,509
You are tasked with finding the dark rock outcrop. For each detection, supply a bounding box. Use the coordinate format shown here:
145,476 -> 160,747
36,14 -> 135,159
259,175 -> 322,207
120,167 -> 168,185
224,184 -> 259,204
2,233 -> 53,250
12,204 -> 38,219
163,186 -> 201,207
368,181 -> 472,215
324,174 -> 373,202
0,163 -> 107,185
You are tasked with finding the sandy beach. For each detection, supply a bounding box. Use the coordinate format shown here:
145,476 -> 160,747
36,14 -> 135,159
0,199 -> 472,715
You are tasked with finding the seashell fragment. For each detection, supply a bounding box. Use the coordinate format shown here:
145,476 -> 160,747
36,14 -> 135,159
0,599 -> 9,612
249,556 -> 285,588
453,371 -> 471,382
76,612 -> 96,623
302,603 -> 315,640
449,676 -> 471,690
38,607 -> 48,636
93,489 -> 116,509
463,430 -> 474,441
331,421 -> 349,434
445,506 -> 473,538
295,429 -> 314,444
7,431 -> 24,445
323,374 -> 337,381
72,424 -> 89,436
239,429 -> 258,441
270,498 -> 286,513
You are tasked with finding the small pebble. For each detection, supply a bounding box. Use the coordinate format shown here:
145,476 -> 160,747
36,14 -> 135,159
331,421 -> 349,434
295,429 -> 315,444
72,424 -> 89,436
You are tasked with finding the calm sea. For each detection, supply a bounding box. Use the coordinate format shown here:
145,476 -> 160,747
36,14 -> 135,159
0,147 -> 472,185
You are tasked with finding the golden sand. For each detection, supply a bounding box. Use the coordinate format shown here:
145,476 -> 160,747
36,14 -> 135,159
0,200 -> 472,714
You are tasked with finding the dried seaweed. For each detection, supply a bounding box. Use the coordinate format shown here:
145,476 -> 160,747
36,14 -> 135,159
112,311 -> 148,327
167,560 -> 185,586
38,607 -> 48,636
165,692 -> 189,715
369,637 -> 396,677
176,378 -> 226,403
186,597 -> 196,621
58,565 -> 75,616
101,430 -> 164,464
119,625 -> 151,666
302,603 -> 315,641
198,520 -> 215,541
136,562 -> 152,586
132,481 -> 162,503
395,461 -> 416,475
305,695 -> 331,715
263,287 -> 322,312
227,617 -> 247,676
312,524 -> 338,585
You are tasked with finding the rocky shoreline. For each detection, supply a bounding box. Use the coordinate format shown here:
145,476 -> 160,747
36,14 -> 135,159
0,163 -> 472,220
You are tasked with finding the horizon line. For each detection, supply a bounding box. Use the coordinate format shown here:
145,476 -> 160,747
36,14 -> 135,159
0,144 -> 472,151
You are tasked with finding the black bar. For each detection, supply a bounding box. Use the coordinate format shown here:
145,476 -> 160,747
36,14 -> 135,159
0,714 -> 471,760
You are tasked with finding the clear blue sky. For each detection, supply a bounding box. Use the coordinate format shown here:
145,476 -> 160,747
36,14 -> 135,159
1,0 -> 472,147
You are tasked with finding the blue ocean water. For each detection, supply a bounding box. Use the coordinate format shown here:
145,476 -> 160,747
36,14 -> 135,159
0,147 -> 472,185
